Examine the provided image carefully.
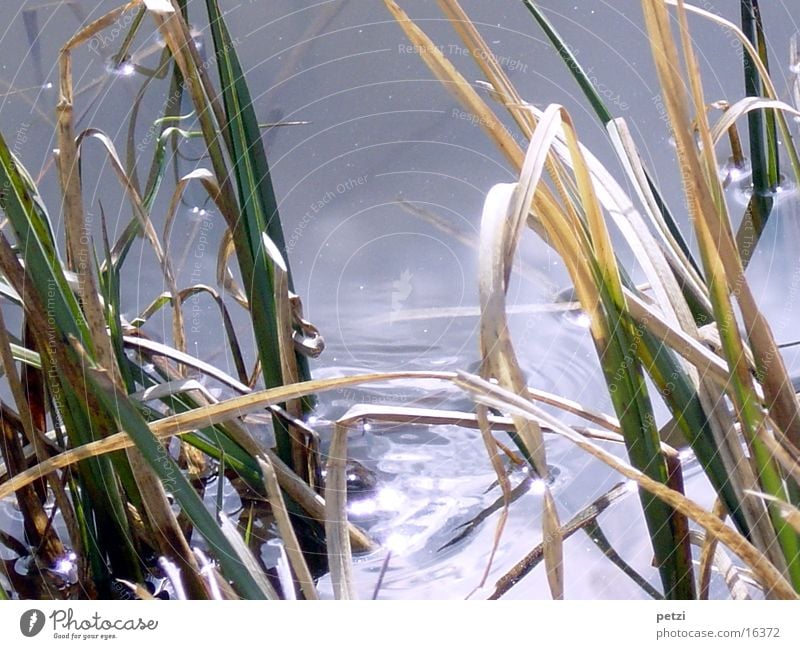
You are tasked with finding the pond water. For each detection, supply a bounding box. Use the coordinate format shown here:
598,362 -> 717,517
1,0 -> 799,599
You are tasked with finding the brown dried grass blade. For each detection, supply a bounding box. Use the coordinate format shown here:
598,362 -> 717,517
542,489 -> 564,600
258,457 -> 319,600
324,423 -> 355,599
77,129 -> 184,352
478,104 -> 565,598
57,4 -> 139,378
384,0 -> 522,168
698,498 -> 727,600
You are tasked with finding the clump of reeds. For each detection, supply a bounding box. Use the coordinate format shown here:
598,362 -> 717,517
0,0 -> 382,600
380,0 -> 800,600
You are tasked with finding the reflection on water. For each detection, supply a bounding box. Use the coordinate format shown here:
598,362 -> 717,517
730,174 -> 799,209
348,485 -> 405,518
719,156 -> 752,188
51,551 -> 79,585
107,59 -> 136,77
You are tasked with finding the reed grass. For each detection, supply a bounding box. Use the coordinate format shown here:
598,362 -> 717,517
386,0 -> 800,599
0,0 -> 348,599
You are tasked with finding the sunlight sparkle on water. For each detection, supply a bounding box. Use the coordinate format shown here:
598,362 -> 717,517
110,60 -> 135,77
385,532 -> 413,554
348,486 -> 405,516
348,498 -> 377,516
529,478 -> 546,496
377,486 -> 405,509
189,206 -> 209,222
564,308 -> 591,328
53,552 -> 77,582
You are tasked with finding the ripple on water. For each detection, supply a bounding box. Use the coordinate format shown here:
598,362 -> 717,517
0,499 -> 24,523
310,291 -> 633,597
730,175 -> 798,209
520,313 -> 608,414
719,156 -> 752,187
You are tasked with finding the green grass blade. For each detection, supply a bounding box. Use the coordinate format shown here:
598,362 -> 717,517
738,0 -> 777,267
204,0 -> 310,466
86,364 -> 272,599
595,281 -> 695,598
0,140 -> 88,349
633,324 -> 751,539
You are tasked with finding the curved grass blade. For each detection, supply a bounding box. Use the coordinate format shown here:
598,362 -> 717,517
132,285 -> 248,383
521,0 -> 701,279
477,107 -> 564,597
76,129 -> 184,353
